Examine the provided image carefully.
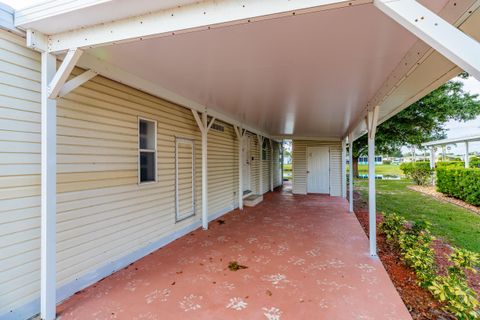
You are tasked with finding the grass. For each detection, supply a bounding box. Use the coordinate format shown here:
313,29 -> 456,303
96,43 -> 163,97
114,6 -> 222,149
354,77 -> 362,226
357,164 -> 403,176
355,179 -> 480,253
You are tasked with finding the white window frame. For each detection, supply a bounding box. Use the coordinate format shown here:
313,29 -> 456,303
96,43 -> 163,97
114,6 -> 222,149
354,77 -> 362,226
175,137 -> 196,222
138,117 -> 158,184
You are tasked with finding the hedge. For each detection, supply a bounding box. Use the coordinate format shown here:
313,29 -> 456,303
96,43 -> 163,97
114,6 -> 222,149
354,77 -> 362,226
436,167 -> 480,206
471,157 -> 480,168
400,162 -> 433,185
436,161 -> 464,168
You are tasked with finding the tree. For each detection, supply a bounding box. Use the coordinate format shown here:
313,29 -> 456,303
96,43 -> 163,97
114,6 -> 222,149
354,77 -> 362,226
351,76 -> 480,177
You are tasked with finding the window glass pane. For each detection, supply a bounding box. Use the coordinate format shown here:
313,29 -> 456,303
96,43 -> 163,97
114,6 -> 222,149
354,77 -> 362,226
139,119 -> 155,150
140,152 -> 156,182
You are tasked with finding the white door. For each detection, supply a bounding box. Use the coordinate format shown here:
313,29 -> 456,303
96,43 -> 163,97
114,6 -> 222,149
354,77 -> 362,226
242,136 -> 251,192
307,146 -> 330,194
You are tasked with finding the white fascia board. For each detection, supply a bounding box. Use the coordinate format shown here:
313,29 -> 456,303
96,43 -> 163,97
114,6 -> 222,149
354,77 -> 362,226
46,0 -> 371,53
374,0 -> 480,80
422,135 -> 480,147
77,53 -> 271,139
15,0 -> 113,26
0,3 -> 24,36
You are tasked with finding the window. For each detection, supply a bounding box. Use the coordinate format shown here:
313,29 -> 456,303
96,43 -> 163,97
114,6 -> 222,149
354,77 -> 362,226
138,118 -> 157,183
262,139 -> 268,161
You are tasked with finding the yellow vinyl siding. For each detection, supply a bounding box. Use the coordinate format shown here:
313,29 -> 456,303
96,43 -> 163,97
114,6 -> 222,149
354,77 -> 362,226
207,120 -> 238,216
292,140 -> 342,195
0,30 -> 42,315
54,70 -> 203,290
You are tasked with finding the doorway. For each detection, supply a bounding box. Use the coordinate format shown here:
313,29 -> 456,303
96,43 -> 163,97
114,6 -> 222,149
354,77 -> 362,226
307,146 -> 330,194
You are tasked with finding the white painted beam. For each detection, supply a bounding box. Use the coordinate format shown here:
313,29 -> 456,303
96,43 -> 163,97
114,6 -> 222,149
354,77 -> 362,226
234,125 -> 246,210
59,69 -> 97,97
348,133 -> 354,213
48,48 -> 83,98
191,110 -> 205,135
257,135 -> 264,195
366,107 -> 379,257
269,139 -> 274,192
26,29 -> 48,52
374,0 -> 480,80
201,112 -> 208,230
47,0 -> 371,53
41,51 -> 57,320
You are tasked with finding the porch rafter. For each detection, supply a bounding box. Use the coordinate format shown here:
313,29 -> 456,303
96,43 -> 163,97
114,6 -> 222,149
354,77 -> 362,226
42,0 -> 372,53
234,125 -> 247,210
47,48 -> 83,98
374,0 -> 480,81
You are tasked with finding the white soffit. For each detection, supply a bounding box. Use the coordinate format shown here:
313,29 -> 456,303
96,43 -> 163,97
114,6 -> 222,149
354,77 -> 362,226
16,0 -> 456,139
86,2 -> 445,138
15,0 -> 200,34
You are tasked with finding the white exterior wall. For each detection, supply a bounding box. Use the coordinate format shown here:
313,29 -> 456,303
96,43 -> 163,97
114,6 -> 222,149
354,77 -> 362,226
0,30 -> 276,319
292,140 -> 342,196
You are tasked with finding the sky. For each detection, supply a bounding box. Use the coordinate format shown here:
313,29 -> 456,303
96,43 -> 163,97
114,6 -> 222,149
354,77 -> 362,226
4,0 -> 480,156
433,76 -> 480,155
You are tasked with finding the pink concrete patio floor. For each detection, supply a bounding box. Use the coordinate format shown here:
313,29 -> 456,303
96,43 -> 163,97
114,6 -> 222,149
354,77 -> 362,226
57,188 -> 412,320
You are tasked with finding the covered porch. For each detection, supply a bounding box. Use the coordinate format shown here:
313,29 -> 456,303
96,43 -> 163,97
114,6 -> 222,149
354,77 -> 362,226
56,188 -> 410,320
4,0 -> 480,318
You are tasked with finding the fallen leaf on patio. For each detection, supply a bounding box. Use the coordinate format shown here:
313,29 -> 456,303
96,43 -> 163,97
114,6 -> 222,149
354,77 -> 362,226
217,219 -> 225,225
228,261 -> 248,271
171,282 -> 176,286
176,270 -> 183,275
266,290 -> 272,296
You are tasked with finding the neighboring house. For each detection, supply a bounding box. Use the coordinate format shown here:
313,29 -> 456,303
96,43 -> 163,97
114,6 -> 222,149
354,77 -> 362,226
358,156 -> 383,165
0,1 -> 479,320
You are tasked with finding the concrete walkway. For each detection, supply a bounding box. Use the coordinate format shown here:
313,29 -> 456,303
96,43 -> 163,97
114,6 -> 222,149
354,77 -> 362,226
57,188 -> 411,319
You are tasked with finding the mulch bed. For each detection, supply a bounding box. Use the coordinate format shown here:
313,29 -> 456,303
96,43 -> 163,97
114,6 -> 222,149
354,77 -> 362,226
353,191 -> 458,320
407,185 -> 480,215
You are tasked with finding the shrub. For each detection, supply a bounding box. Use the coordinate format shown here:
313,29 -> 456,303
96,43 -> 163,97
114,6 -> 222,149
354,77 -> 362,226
383,159 -> 392,165
436,167 -> 480,206
437,161 -> 465,168
398,220 -> 436,287
380,212 -> 406,245
400,162 -> 433,185
429,248 -> 480,319
379,213 -> 480,318
471,157 -> 480,169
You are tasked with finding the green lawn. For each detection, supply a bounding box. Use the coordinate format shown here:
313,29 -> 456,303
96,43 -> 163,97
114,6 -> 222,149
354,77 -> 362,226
355,179 -> 480,253
357,164 -> 403,176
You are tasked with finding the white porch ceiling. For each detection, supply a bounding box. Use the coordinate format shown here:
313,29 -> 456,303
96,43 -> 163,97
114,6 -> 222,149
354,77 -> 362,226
86,1 -> 446,138
17,0 -> 471,140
